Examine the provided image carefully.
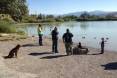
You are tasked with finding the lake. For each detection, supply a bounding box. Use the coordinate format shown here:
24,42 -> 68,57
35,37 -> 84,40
18,21 -> 117,52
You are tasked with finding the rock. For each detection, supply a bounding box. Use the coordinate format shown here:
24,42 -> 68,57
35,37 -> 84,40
0,33 -> 10,37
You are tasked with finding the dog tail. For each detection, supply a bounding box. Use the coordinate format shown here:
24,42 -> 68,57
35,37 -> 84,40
3,56 -> 10,59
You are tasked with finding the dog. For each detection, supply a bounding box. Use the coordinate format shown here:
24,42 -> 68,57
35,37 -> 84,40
4,44 -> 21,59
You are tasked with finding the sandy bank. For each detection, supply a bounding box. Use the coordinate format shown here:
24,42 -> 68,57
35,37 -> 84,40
0,37 -> 117,78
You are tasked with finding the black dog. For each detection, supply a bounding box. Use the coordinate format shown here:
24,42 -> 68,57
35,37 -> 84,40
4,44 -> 21,59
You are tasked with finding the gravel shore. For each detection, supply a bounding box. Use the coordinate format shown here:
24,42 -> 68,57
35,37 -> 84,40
0,37 -> 117,78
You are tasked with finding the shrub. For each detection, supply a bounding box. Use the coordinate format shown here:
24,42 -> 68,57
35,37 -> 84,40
0,21 -> 16,33
0,14 -> 15,23
41,19 -> 56,23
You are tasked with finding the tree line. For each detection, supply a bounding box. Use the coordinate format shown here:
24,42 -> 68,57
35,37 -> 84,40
0,0 -> 28,22
22,13 -> 117,23
1,0 -> 117,23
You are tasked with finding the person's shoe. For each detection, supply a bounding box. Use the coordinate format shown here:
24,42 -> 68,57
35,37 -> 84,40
100,52 -> 104,54
40,44 -> 43,46
55,51 -> 59,53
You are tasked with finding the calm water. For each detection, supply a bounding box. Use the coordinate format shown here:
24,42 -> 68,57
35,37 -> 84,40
19,21 -> 117,51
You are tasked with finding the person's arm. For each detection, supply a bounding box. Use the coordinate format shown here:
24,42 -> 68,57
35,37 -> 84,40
70,33 -> 73,44
71,33 -> 73,37
51,30 -> 53,35
104,40 -> 107,42
62,34 -> 65,43
37,27 -> 39,36
104,40 -> 108,45
56,31 -> 59,35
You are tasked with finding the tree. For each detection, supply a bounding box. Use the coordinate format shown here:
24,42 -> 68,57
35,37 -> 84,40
80,12 -> 90,20
37,14 -> 43,20
0,0 -> 28,21
62,15 -> 77,21
46,15 -> 55,19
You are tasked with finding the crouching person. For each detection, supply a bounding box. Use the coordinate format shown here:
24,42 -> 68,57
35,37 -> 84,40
63,29 -> 73,55
73,42 -> 89,55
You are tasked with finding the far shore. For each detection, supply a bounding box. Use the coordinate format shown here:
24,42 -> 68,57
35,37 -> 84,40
15,20 -> 117,26
15,22 -> 63,26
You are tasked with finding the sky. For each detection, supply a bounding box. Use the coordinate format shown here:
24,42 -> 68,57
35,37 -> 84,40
27,0 -> 117,15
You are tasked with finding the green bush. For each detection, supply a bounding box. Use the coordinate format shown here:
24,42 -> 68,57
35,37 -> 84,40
0,14 -> 15,23
22,16 -> 38,23
2,18 -> 14,23
0,21 -> 16,33
55,18 -> 64,22
41,18 -> 56,23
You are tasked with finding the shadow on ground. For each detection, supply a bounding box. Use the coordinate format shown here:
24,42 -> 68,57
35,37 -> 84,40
29,52 -> 52,56
101,62 -> 117,70
2,56 -> 16,59
22,44 -> 39,47
88,53 -> 101,55
40,55 -> 67,59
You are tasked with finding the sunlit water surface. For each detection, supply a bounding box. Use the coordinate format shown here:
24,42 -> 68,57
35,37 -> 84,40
18,21 -> 117,52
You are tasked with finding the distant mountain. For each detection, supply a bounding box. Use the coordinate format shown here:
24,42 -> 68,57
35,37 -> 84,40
63,11 -> 86,16
89,11 -> 108,16
108,12 -> 117,17
63,11 -> 117,17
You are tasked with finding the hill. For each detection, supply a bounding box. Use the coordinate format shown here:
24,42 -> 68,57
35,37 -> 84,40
64,10 -> 117,17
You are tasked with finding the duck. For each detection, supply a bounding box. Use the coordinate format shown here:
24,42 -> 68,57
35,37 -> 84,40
106,37 -> 109,40
82,36 -> 85,39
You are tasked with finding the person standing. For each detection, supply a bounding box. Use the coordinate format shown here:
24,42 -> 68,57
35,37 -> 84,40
100,38 -> 106,54
38,24 -> 43,46
63,29 -> 73,55
51,27 -> 59,53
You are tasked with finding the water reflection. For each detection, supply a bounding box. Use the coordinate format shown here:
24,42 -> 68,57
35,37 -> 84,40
80,22 -> 89,30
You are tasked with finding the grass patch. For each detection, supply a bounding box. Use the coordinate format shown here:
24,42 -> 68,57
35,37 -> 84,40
0,21 -> 16,33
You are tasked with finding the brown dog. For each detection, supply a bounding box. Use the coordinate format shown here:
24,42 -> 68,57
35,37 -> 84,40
4,44 -> 21,59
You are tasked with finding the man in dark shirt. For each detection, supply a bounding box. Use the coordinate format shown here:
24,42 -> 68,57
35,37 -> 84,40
51,27 -> 59,53
63,29 -> 73,55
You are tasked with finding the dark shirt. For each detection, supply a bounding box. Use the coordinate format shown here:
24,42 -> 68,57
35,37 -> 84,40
78,44 -> 82,48
51,30 -> 58,40
63,32 -> 73,43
